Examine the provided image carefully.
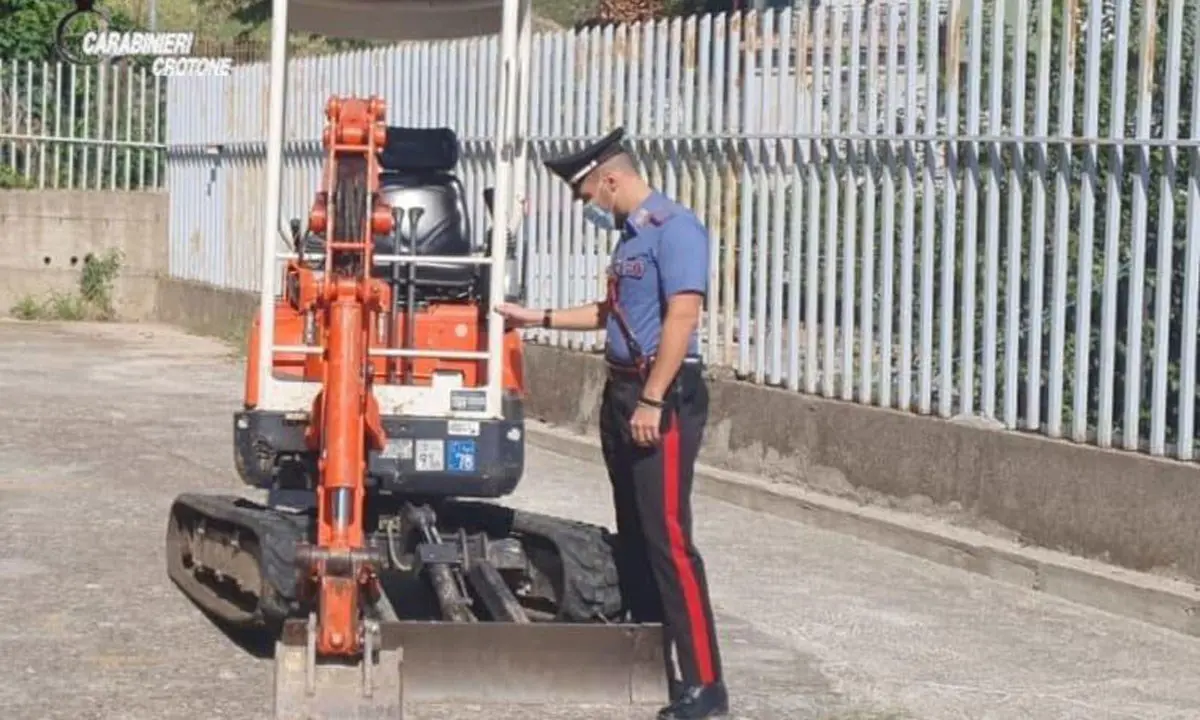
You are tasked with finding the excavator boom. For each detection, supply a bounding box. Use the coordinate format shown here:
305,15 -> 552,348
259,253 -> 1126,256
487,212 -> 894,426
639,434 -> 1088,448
298,96 -> 390,661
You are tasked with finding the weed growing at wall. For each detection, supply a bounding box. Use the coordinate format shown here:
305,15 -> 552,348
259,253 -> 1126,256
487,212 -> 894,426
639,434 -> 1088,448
78,249 -> 123,319
10,249 -> 124,321
0,164 -> 31,189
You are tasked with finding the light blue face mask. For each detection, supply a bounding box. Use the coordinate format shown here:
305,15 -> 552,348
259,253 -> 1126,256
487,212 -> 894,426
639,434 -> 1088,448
582,182 -> 618,231
582,201 -> 616,231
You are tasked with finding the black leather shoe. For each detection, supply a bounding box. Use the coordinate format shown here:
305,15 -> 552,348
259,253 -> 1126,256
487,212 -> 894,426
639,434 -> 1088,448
667,677 -> 683,703
656,682 -> 729,719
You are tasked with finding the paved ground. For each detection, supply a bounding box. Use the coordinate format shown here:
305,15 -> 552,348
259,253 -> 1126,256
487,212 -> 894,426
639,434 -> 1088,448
2,321 -> 1200,720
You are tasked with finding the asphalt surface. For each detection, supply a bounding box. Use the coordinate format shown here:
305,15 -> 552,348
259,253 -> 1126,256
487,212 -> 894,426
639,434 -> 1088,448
2,320 -> 1199,720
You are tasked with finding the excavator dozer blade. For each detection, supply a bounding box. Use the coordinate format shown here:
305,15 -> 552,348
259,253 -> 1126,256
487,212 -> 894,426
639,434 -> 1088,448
273,618 -> 668,719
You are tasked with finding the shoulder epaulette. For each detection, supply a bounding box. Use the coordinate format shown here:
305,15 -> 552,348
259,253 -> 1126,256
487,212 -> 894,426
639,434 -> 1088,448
647,208 -> 676,227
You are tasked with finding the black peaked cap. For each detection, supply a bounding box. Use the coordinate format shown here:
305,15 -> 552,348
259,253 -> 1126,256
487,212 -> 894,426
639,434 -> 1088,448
542,127 -> 628,190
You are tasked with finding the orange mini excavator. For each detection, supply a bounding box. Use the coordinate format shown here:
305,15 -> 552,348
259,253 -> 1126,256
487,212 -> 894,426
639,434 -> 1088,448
165,94 -> 665,719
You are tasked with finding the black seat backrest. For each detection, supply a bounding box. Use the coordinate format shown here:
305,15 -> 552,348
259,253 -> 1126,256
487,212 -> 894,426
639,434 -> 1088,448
377,172 -> 472,258
379,126 -> 459,174
375,127 -> 476,293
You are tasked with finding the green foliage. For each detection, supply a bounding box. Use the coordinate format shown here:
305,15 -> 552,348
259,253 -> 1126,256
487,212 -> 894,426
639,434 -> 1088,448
0,0 -> 156,189
0,0 -> 141,62
8,295 -> 44,320
0,0 -> 68,62
10,248 -> 124,321
11,290 -> 80,321
0,0 -> 369,67
189,0 -> 386,55
0,163 -> 32,188
536,0 -> 599,28
79,247 -> 123,318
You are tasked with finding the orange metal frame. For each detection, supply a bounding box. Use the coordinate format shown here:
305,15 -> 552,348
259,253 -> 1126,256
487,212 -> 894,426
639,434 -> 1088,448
303,95 -> 393,657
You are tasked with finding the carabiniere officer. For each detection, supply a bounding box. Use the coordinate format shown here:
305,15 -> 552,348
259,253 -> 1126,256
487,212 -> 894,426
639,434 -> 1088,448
496,127 -> 728,720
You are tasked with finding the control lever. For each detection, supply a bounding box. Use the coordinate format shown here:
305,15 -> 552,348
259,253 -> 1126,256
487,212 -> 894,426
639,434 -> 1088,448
402,207 -> 424,385
406,207 -> 424,248
289,218 -> 303,254
387,207 -> 406,383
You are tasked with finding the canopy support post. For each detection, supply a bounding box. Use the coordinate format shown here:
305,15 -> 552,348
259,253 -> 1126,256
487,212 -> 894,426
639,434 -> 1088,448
257,0 -> 292,410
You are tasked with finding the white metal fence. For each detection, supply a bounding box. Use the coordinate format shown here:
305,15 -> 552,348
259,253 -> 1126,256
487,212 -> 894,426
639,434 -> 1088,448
0,59 -> 166,190
108,1 -> 1200,463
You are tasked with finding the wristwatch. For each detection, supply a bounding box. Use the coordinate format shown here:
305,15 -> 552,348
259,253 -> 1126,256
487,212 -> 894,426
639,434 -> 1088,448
541,309 -> 552,329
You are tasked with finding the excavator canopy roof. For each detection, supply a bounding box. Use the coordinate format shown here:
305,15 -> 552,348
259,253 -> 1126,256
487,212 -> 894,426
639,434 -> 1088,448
288,0 -> 505,42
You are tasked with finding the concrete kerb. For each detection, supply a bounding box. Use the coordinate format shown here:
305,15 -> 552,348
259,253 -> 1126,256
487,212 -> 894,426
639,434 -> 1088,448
524,420 -> 1200,639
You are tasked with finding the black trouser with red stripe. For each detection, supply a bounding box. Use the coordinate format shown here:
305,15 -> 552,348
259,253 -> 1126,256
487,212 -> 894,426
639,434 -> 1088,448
598,360 -> 723,688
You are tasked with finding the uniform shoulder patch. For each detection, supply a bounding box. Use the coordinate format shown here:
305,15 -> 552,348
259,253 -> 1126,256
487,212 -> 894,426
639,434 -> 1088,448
628,205 -> 676,228
630,199 -> 680,228
647,207 -> 678,226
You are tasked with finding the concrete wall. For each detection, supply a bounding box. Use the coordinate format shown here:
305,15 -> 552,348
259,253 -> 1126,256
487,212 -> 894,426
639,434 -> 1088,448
150,278 -> 1200,584
523,346 -> 1200,582
154,276 -> 256,339
0,189 -> 167,319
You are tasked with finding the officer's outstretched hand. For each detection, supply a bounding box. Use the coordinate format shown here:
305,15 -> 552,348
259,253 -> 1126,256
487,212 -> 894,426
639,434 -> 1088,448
630,403 -> 662,447
494,303 -> 541,329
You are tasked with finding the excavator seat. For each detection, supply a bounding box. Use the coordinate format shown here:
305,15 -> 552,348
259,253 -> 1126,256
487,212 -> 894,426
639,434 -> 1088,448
376,126 -> 480,299
298,126 -> 481,299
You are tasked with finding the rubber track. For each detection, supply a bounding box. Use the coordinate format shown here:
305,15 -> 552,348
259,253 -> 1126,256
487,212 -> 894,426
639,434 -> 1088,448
166,493 -> 310,629
167,494 -> 625,627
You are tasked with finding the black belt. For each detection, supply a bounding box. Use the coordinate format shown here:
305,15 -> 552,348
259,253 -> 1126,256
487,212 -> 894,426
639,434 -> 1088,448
605,354 -> 703,377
